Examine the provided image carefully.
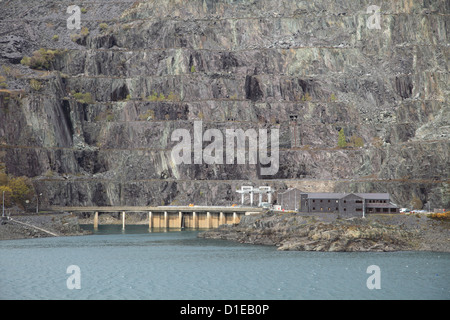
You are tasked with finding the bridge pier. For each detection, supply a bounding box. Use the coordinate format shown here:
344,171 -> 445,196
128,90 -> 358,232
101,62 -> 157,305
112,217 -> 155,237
94,212 -> 99,230
206,211 -> 211,229
148,211 -> 152,229
164,211 -> 168,229
193,211 -> 197,229
219,212 -> 224,226
122,211 -> 126,230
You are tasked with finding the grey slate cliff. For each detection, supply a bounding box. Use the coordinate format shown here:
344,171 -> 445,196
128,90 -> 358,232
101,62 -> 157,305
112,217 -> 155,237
0,0 -> 448,209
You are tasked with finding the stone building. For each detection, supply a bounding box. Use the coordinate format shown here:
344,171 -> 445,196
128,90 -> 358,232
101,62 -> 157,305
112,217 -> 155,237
299,192 -> 398,217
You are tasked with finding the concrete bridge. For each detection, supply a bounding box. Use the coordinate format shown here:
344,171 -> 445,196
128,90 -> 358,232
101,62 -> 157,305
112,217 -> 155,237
50,206 -> 264,230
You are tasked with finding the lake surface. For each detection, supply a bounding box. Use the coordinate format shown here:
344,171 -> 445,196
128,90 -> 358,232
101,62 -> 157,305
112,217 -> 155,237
0,225 -> 449,300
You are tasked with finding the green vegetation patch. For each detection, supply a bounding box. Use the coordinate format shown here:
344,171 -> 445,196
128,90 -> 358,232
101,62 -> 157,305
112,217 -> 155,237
20,48 -> 63,70
71,91 -> 94,104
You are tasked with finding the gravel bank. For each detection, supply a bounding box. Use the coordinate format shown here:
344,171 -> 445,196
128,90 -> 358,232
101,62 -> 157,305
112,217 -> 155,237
0,213 -> 90,240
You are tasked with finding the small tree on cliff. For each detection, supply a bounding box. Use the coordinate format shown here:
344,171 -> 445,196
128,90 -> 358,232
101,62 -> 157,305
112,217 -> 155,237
7,176 -> 34,209
0,172 -> 8,186
338,128 -> 347,148
0,186 -> 12,207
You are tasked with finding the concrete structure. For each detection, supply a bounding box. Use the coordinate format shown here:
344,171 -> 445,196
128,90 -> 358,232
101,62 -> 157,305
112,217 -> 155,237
299,192 -> 398,217
237,186 -> 254,206
51,206 -> 264,230
278,188 -> 303,211
236,186 -> 274,207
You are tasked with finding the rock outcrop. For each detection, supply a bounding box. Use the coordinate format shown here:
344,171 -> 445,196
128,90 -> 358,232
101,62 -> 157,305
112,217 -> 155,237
0,0 -> 448,209
198,212 -> 450,252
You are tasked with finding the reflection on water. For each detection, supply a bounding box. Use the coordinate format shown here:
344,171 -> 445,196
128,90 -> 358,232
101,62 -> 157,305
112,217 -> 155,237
0,225 -> 449,300
82,224 -> 211,235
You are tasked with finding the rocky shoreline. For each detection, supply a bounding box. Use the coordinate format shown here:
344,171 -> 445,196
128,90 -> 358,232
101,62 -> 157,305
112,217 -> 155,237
0,212 -> 152,240
2,211 -> 449,253
198,212 -> 450,253
0,213 -> 90,240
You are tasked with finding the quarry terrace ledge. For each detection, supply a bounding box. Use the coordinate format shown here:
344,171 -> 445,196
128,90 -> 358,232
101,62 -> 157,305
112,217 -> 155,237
50,205 -> 265,229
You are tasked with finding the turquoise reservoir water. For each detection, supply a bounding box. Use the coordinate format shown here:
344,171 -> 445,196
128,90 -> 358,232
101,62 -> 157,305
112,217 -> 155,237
0,225 -> 449,300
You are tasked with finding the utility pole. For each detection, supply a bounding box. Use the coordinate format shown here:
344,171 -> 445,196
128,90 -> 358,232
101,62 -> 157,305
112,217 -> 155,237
363,200 -> 365,218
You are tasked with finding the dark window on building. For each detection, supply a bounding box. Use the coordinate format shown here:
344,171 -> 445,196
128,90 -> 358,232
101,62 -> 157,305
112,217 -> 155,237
344,200 -> 346,203
356,200 -> 362,203
356,208 -> 362,212
344,208 -> 346,211
312,207 -> 315,210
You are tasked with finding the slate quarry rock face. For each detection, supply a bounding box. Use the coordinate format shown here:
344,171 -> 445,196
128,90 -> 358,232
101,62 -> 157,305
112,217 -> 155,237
0,0 -> 448,209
